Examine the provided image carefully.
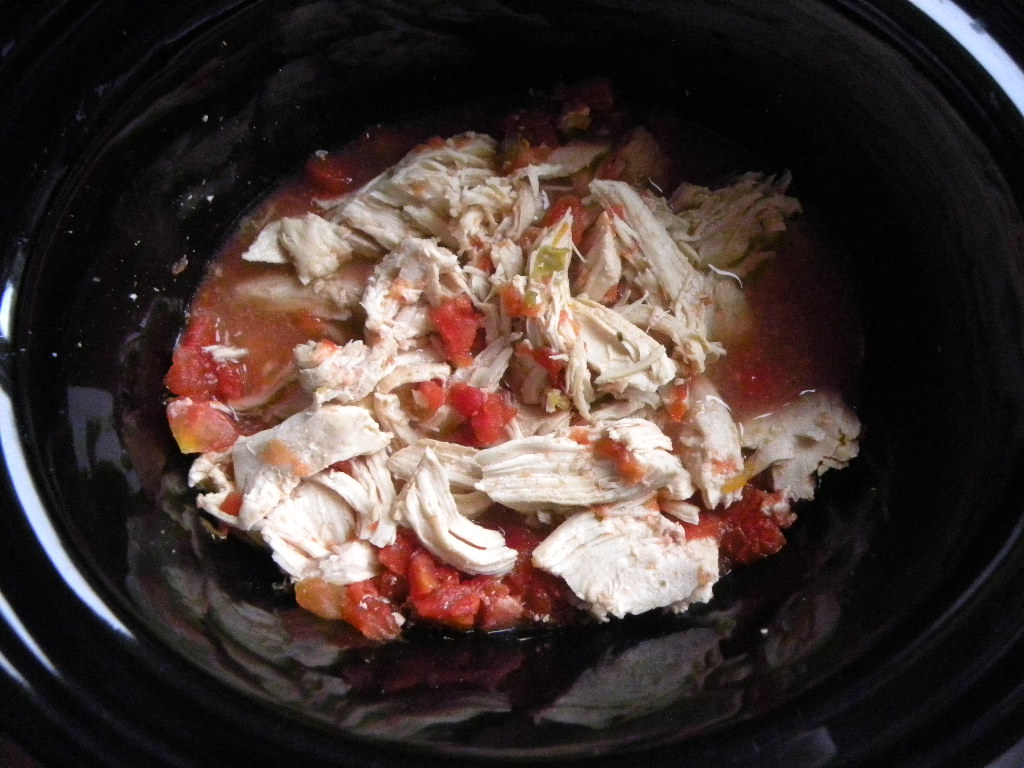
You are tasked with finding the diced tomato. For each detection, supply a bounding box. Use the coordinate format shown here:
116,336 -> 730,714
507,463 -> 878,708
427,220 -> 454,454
666,383 -> 690,422
541,195 -> 588,246
516,343 -> 567,390
220,491 -> 243,517
379,529 -> 420,577
413,583 -> 483,632
165,314 -> 245,402
294,578 -> 402,642
405,548 -> 526,632
407,551 -> 478,630
469,399 -> 518,447
447,382 -> 518,447
500,284 -> 541,318
413,379 -> 446,418
429,295 -> 485,368
684,487 -> 794,572
166,397 -> 239,454
304,152 -> 355,195
474,579 -> 524,632
334,582 -> 403,642
717,488 -> 793,569
448,381 -> 488,419
164,346 -> 216,400
568,426 -> 592,445
593,437 -> 646,485
494,516 -> 579,624
407,550 -> 460,598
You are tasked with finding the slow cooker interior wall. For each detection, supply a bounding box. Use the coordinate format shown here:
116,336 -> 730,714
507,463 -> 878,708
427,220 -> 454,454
11,0 -> 1024,752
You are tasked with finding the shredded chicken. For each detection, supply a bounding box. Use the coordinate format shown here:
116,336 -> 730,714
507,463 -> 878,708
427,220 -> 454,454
739,389 -> 861,500
532,504 -> 719,620
394,448 -> 518,575
671,376 -> 744,509
475,419 -> 690,514
169,106 -> 861,641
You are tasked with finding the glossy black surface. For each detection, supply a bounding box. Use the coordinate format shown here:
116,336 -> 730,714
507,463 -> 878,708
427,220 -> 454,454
2,1 -> 1024,766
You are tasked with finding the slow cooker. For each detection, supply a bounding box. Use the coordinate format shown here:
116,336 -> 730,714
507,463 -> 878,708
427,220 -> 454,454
2,1 -> 1024,766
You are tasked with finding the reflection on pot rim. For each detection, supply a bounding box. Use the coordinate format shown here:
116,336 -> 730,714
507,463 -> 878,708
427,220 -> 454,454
908,0 -> 1024,114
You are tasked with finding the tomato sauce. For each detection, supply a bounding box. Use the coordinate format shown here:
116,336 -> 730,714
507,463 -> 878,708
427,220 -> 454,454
709,225 -> 862,421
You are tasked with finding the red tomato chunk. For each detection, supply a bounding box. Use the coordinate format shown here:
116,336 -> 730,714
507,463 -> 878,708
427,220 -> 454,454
166,398 -> 239,454
447,382 -> 518,447
429,295 -> 485,368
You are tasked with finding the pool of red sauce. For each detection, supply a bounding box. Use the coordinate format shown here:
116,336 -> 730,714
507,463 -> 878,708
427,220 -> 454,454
169,110 -> 863,638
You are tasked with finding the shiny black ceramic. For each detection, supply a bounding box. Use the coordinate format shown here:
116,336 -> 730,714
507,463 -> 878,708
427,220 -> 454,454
2,1 -> 1024,767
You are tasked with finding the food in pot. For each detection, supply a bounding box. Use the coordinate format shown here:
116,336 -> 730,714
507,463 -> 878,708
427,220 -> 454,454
164,82 -> 862,642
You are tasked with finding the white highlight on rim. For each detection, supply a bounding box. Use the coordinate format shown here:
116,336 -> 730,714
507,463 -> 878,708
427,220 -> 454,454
907,0 -> 1024,118
0,591 -> 55,678
0,390 -> 132,639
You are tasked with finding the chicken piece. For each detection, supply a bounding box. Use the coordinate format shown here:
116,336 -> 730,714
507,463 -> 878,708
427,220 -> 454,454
293,339 -> 396,405
523,211 -> 594,415
308,258 -> 378,320
188,451 -> 236,522
532,504 -> 719,620
360,237 -> 474,350
388,440 -> 482,490
615,301 -> 726,370
665,172 -> 801,270
239,220 -> 288,265
450,337 -> 514,392
231,405 -> 391,527
331,195 -> 420,252
278,213 -> 355,284
588,179 -> 712,374
393,448 -> 517,576
191,450 -> 384,585
314,450 -> 398,547
259,481 -> 381,584
232,273 -> 355,322
240,213 -> 366,285
451,176 -> 543,262
672,377 -> 744,509
505,404 -> 573,439
375,361 -> 451,394
570,296 -> 677,399
489,238 -> 526,285
451,490 -> 494,519
474,419 -> 691,514
739,389 -> 861,500
372,392 -> 421,449
327,132 -> 499,252
705,273 -> 754,348
605,417 -> 696,502
573,212 -> 621,302
587,397 -> 652,423
514,141 -> 610,185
